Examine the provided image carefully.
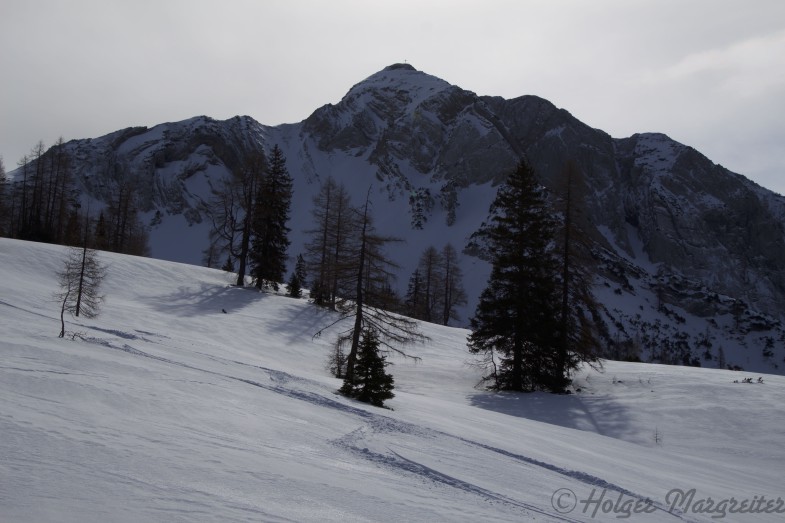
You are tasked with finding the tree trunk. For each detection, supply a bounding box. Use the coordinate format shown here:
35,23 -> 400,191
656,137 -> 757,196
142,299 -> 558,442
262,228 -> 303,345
558,173 -> 571,380
345,196 -> 370,384
74,212 -> 91,316
59,288 -> 70,338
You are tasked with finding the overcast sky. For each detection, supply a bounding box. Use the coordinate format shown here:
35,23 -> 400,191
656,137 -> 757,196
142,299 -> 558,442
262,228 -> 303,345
2,0 -> 784,194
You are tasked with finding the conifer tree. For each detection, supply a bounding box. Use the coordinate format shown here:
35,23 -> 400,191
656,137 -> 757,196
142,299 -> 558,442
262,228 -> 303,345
403,269 -> 425,319
221,255 -> 235,273
339,328 -> 395,408
251,144 -> 293,291
287,271 -> 302,299
287,254 -> 307,298
439,243 -> 467,326
294,253 -> 307,289
467,159 -> 566,392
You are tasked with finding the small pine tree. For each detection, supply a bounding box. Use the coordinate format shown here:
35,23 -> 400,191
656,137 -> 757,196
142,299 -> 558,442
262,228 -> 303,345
339,328 -> 395,408
403,269 -> 424,318
294,254 -> 307,289
287,271 -> 302,298
287,254 -> 308,298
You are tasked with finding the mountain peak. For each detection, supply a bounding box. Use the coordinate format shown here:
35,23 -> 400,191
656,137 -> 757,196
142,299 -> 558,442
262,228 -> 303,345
383,63 -> 417,72
348,63 -> 452,99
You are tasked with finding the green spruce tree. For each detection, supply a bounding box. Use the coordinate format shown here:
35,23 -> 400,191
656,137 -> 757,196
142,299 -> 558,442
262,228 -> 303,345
404,268 -> 425,319
287,254 -> 307,298
250,144 -> 293,291
468,159 -> 567,392
339,328 -> 395,408
221,255 -> 235,273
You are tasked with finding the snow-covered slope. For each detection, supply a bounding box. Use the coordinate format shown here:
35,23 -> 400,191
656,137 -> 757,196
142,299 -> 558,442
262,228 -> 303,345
2,238 -> 784,522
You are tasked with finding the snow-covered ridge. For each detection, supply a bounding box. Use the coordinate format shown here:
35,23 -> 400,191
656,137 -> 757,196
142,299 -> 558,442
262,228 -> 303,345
2,237 -> 785,522
346,63 -> 454,105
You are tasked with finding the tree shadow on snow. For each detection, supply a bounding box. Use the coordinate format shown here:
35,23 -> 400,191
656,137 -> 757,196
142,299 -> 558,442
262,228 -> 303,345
145,283 -> 268,317
145,282 -> 341,347
263,298 -> 343,344
468,391 -> 641,444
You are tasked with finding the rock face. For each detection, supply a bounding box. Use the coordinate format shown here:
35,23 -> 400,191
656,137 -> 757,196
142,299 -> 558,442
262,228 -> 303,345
304,65 -> 785,316
611,133 -> 785,312
20,63 -> 785,373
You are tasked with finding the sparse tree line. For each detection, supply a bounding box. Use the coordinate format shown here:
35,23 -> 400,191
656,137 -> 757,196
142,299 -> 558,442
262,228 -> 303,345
205,155 -> 428,407
206,148 -> 600,403
404,244 -> 467,326
2,138 -> 602,405
0,141 -> 149,257
300,175 -> 468,326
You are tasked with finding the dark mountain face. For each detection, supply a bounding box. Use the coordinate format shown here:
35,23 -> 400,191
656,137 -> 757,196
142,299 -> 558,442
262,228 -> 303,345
15,64 -> 785,373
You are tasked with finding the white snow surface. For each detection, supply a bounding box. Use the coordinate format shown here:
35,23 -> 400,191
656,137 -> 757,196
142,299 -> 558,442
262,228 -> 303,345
347,65 -> 454,108
2,238 -> 784,522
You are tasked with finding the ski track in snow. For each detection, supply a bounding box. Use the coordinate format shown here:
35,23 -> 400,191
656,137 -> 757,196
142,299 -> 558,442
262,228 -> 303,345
84,327 -> 700,522
364,447 -> 579,522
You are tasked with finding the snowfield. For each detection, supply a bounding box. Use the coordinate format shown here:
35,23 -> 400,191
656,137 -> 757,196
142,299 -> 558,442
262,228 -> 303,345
1,238 -> 784,522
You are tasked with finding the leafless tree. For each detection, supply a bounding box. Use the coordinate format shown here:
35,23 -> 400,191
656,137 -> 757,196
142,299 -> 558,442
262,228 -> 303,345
315,190 -> 426,382
439,243 -> 467,325
56,241 -> 106,338
304,176 -> 357,309
554,160 -> 602,367
205,151 -> 266,286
